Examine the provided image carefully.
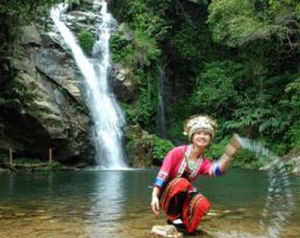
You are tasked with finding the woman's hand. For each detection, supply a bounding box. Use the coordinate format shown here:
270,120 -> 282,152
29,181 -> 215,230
226,133 -> 241,157
218,133 -> 241,173
151,194 -> 160,216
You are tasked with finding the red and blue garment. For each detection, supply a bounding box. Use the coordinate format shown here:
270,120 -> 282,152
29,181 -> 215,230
153,145 -> 223,233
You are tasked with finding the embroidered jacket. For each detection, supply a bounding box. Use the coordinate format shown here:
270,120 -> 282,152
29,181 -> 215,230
153,145 -> 222,191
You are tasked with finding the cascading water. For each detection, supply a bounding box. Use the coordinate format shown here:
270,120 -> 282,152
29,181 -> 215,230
237,136 -> 295,238
50,1 -> 127,169
157,67 -> 167,138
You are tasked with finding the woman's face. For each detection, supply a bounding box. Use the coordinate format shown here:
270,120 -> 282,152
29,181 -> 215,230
192,130 -> 212,149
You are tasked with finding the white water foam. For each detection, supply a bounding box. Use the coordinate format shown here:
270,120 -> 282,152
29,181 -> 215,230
238,136 -> 295,238
50,1 -> 127,169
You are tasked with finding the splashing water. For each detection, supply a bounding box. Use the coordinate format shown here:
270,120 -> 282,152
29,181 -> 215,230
50,1 -> 127,169
236,136 -> 295,238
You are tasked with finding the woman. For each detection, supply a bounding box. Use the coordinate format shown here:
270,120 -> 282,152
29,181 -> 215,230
150,115 -> 240,234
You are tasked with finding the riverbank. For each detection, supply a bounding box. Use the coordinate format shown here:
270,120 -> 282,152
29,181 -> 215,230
0,162 -> 87,172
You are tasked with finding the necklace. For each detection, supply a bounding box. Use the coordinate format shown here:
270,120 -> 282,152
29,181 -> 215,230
178,145 -> 203,179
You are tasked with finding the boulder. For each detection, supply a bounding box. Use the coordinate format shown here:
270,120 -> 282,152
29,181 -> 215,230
151,225 -> 183,238
118,23 -> 133,41
0,21 -> 93,164
20,24 -> 42,46
124,124 -> 153,168
110,63 -> 137,103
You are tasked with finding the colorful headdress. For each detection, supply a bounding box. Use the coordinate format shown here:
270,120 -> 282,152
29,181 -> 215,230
183,115 -> 218,141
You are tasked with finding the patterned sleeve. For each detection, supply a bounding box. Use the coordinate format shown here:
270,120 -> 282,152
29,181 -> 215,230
153,147 -> 176,189
201,157 -> 223,177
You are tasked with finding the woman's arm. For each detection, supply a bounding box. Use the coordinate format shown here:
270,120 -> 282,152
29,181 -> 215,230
218,134 -> 241,173
151,186 -> 161,216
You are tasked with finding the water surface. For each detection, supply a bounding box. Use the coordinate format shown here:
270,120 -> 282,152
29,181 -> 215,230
0,169 -> 299,238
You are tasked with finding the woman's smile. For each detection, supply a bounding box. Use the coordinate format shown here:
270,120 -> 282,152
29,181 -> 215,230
192,131 -> 211,148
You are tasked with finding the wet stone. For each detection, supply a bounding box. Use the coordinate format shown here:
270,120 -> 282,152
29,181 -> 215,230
228,215 -> 244,220
3,215 -> 16,219
151,225 -> 183,238
36,210 -> 46,213
14,212 -> 26,217
36,215 -> 52,220
207,212 -> 219,217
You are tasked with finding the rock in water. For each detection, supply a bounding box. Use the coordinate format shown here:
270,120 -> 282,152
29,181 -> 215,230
151,225 -> 183,238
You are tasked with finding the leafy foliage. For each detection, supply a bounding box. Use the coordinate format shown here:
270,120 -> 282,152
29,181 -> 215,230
207,0 -> 300,49
127,134 -> 174,161
109,0 -> 300,168
289,122 -> 300,149
190,61 -> 241,118
109,0 -> 172,133
0,0 -> 60,22
125,125 -> 174,161
0,0 -> 61,58
0,0 -> 298,169
149,135 -> 174,160
78,30 -> 95,56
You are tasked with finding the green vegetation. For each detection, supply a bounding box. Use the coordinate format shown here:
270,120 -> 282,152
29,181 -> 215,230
0,157 -> 64,171
126,133 -> 174,161
47,161 -> 63,171
110,0 -> 171,132
0,0 -> 60,22
148,135 -> 174,160
79,30 -> 95,56
1,0 -> 299,169
109,0 -> 300,168
14,158 -> 42,165
0,0 -> 61,75
0,0 -> 60,44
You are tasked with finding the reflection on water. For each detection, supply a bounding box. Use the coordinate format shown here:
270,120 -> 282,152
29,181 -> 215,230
0,169 -> 299,238
86,171 -> 125,237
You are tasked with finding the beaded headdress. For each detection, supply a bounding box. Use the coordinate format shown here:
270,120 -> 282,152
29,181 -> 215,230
183,115 -> 218,141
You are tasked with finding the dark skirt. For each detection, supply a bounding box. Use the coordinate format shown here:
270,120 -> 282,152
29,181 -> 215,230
160,177 -> 211,233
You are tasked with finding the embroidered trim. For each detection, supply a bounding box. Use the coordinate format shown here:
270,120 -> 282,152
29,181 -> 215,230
210,162 -> 223,176
160,178 -> 183,211
188,194 -> 204,223
177,145 -> 203,180
154,178 -> 165,188
154,170 -> 169,188
214,166 -> 223,176
157,171 -> 168,180
177,146 -> 191,178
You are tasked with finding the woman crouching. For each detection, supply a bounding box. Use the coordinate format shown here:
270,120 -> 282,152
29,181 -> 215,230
150,115 -> 240,234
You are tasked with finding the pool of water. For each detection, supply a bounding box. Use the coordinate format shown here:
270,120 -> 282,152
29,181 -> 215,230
0,168 -> 299,238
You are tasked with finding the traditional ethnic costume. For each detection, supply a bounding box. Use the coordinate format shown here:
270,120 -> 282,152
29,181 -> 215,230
153,115 -> 222,234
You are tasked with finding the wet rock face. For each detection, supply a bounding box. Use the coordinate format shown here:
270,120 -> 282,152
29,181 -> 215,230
0,0 -> 134,165
124,124 -> 154,168
110,63 -> 137,103
0,22 -> 93,164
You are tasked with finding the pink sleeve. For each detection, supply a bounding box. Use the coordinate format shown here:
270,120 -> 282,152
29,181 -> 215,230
200,157 -> 213,176
200,156 -> 224,177
153,147 -> 177,188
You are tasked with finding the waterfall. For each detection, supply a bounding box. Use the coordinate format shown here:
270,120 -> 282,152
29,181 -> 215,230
157,67 -> 167,138
50,1 -> 127,169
